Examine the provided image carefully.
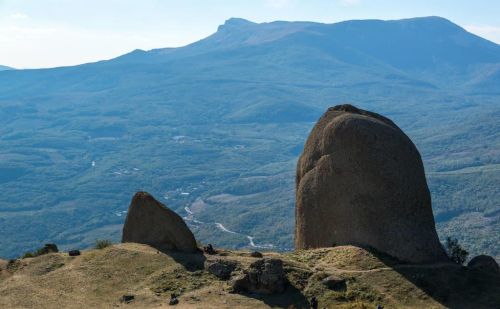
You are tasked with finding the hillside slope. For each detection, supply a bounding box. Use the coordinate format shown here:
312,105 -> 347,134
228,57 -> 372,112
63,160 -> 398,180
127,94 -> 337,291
1,243 -> 499,308
0,16 -> 499,259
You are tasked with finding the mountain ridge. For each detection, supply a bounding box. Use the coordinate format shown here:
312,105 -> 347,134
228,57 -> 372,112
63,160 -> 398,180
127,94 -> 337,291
115,16 -> 500,69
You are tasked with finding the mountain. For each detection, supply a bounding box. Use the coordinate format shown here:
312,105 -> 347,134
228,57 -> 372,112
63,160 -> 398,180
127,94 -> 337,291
0,16 -> 499,260
0,65 -> 13,71
122,16 -> 500,72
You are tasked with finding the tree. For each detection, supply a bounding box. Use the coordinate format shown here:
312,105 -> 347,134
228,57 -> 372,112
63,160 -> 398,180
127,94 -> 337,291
445,237 -> 468,265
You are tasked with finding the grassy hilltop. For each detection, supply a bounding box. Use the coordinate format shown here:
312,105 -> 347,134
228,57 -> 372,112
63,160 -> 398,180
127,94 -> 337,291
1,243 -> 499,308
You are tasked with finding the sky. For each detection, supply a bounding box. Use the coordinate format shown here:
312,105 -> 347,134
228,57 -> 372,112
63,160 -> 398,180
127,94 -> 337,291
1,0 -> 499,69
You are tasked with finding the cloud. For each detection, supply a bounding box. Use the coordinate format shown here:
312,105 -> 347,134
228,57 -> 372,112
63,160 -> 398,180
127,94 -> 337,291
337,0 -> 361,6
10,13 -> 28,20
464,25 -> 500,44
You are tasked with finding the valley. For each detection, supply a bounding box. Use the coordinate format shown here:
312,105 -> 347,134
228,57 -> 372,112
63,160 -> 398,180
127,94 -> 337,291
0,16 -> 498,260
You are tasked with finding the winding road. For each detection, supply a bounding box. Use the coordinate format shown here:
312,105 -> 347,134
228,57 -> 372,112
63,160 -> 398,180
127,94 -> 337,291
184,205 -> 275,249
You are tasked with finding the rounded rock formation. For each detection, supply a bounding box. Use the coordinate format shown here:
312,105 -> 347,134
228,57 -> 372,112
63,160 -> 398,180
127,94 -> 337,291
467,255 -> 500,273
295,104 -> 448,263
230,258 -> 286,294
122,192 -> 198,253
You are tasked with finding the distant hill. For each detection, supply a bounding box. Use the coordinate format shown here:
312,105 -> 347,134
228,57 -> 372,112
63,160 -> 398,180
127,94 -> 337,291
0,65 -> 13,71
0,16 -> 498,260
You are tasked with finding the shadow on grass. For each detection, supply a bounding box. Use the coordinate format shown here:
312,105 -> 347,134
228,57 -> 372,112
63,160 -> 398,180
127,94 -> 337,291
237,283 -> 310,309
158,248 -> 207,272
365,246 -> 500,309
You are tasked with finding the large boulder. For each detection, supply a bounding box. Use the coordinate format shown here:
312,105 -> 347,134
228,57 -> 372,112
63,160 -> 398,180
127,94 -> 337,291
122,192 -> 198,253
295,104 -> 448,263
467,255 -> 499,273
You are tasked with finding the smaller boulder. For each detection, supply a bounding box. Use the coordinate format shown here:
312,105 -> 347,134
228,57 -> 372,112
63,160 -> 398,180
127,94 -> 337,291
122,192 -> 198,253
68,250 -> 81,257
120,295 -> 134,303
203,244 -> 216,255
169,293 -> 179,306
205,259 -> 237,280
230,274 -> 250,293
230,258 -> 286,294
250,251 -> 263,258
467,255 -> 499,273
321,275 -> 346,291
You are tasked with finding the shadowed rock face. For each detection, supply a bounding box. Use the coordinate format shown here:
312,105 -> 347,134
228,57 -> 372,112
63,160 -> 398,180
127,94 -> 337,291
122,192 -> 198,253
295,104 -> 448,263
467,255 -> 499,273
230,258 -> 286,294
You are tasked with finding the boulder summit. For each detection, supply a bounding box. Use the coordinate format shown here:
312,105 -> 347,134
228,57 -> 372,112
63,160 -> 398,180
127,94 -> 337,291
295,104 -> 448,263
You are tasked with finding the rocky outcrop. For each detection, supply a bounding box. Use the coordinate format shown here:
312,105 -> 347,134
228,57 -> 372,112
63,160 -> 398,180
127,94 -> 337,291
295,104 -> 448,263
250,251 -> 263,258
68,250 -> 80,257
467,255 -> 499,273
321,275 -> 346,291
230,258 -> 286,294
122,192 -> 198,253
205,259 -> 237,280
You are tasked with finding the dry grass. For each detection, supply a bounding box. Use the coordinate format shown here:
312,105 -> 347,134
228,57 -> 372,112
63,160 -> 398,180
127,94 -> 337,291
0,244 -> 498,309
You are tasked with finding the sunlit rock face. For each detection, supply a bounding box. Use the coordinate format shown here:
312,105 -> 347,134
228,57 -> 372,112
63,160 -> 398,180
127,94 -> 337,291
122,192 -> 198,253
295,104 -> 448,263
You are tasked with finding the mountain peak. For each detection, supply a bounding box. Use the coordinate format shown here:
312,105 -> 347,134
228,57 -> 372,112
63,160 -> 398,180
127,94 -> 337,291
223,18 -> 255,26
403,15 -> 452,22
397,16 -> 463,29
218,18 -> 256,31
